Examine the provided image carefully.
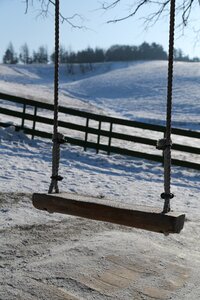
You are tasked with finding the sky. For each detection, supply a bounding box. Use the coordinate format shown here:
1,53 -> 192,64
0,0 -> 200,62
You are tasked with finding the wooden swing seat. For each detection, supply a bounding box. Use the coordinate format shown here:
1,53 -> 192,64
32,193 -> 185,234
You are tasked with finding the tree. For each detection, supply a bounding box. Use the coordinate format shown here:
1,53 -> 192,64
174,48 -> 189,61
94,48 -> 105,62
3,42 -> 18,64
66,50 -> 76,74
50,45 -> 69,63
137,42 -> 167,60
19,43 -> 32,64
32,46 -> 48,63
106,45 -> 126,61
192,57 -> 200,62
59,45 -> 68,63
150,43 -> 167,60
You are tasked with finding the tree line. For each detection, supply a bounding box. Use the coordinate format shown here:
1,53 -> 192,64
2,42 -> 199,65
2,43 -> 48,64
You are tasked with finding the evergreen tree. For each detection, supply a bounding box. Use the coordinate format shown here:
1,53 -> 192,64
138,42 -> 151,59
32,46 -> 48,63
105,45 -> 122,61
148,43 -> 167,60
3,42 -> 18,64
94,48 -> 105,62
59,45 -> 68,63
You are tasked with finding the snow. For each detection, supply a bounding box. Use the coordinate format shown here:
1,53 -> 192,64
0,61 -> 200,299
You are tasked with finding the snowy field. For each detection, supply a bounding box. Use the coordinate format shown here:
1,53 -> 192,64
0,61 -> 200,299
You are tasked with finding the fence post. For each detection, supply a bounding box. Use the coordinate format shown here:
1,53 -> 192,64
21,104 -> 26,129
32,106 -> 38,139
96,121 -> 102,154
84,117 -> 89,151
108,122 -> 113,155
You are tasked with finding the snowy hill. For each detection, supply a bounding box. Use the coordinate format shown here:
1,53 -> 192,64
0,61 -> 199,129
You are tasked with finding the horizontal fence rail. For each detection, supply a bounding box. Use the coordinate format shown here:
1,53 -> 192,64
0,92 -> 200,170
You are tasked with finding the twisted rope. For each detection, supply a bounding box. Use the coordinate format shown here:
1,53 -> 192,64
162,0 -> 176,213
49,0 -> 61,194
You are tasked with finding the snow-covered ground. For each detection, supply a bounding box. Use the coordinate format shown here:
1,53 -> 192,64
0,61 -> 200,299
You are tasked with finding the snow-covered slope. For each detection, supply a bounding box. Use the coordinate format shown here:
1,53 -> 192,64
61,61 -> 200,129
0,61 -> 200,128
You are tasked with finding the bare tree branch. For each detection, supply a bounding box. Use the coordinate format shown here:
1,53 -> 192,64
24,0 -> 199,34
106,0 -> 149,23
24,0 -> 86,29
101,0 -> 121,9
100,0 -> 199,30
142,0 -> 170,29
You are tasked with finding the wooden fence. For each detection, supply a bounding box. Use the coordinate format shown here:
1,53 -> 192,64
0,92 -> 200,170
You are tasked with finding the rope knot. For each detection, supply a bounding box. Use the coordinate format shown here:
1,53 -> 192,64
161,192 -> 174,200
156,138 -> 172,150
51,175 -> 63,181
53,132 -> 66,144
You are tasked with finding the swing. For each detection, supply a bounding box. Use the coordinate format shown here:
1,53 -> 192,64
32,0 -> 185,234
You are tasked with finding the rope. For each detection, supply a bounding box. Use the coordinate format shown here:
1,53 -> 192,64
48,0 -> 61,194
162,0 -> 176,213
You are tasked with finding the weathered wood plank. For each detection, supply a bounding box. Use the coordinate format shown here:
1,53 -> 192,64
32,193 -> 185,234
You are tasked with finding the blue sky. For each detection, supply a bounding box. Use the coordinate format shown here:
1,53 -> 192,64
0,0 -> 199,61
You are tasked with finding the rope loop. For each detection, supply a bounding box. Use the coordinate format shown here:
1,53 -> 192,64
161,193 -> 174,214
